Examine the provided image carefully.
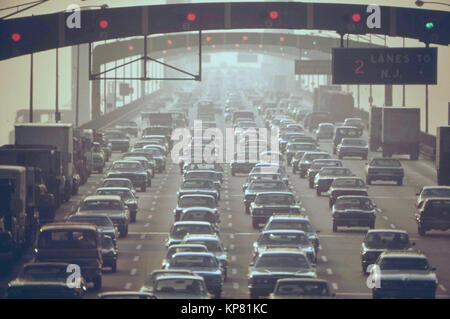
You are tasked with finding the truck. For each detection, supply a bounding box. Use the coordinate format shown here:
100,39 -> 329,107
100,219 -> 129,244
317,90 -> 354,123
436,126 -> 450,185
381,108 -> 420,160
141,112 -> 173,128
0,165 -> 49,269
0,145 -> 65,212
15,124 -> 74,200
313,85 -> 341,112
369,106 -> 382,152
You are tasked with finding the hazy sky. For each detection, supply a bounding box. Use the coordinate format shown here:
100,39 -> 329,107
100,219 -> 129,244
0,0 -> 449,144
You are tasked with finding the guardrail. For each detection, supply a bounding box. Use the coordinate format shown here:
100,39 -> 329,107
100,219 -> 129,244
78,89 -> 164,130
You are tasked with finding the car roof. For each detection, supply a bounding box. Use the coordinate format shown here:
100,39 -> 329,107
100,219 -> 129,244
261,229 -> 306,235
173,221 -> 212,226
171,251 -> 215,258
380,251 -> 427,259
154,274 -> 204,281
179,194 -> 215,199
268,215 -> 310,222
23,262 -> 73,268
335,195 -> 370,199
40,222 -> 97,232
259,248 -> 307,256
103,178 -> 132,182
276,278 -> 329,284
421,186 -> 450,190
181,207 -> 216,213
112,160 -> 141,164
168,244 -> 208,250
183,234 -> 220,241
423,197 -> 450,202
185,170 -> 217,174
96,187 -> 131,192
68,214 -> 112,220
256,191 -> 294,196
83,195 -> 122,201
366,229 -> 408,235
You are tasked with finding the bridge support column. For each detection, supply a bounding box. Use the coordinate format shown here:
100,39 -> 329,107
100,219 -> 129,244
72,44 -> 92,125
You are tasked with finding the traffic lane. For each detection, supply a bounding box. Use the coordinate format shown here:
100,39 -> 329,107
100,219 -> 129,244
313,139 -> 450,297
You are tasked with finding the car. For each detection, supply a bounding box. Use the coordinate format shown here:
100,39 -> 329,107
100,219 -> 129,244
152,274 -> 212,299
332,126 -> 363,154
290,144 -> 319,173
306,159 -> 343,189
314,167 -> 353,196
251,162 -> 289,185
116,120 -> 139,137
263,215 -> 320,253
103,130 -> 130,152
230,160 -> 258,176
415,186 -> 450,208
133,148 -> 166,172
285,142 -> 317,165
177,179 -> 220,202
96,187 -> 139,223
248,248 -> 316,299
34,223 -> 103,290
77,195 -> 130,237
143,144 -> 168,157
165,252 -> 224,298
181,234 -> 228,280
183,163 -> 224,179
179,207 -> 220,230
107,160 -> 148,191
252,230 -> 316,264
7,262 -> 88,299
133,140 -> 167,155
123,150 -> 163,174
173,194 -> 218,222
244,180 -> 289,214
328,177 -> 368,208
365,157 -> 404,186
140,269 -> 195,293
183,170 -> 221,191
298,152 -> 331,178
242,172 -> 283,192
250,192 -> 302,229
361,229 -> 415,274
259,151 -> 286,166
371,251 -> 438,299
269,278 -> 335,299
166,221 -> 217,247
122,155 -> 155,179
343,117 -> 365,133
416,197 -> 450,236
332,195 -> 377,232
91,142 -> 105,173
98,292 -> 156,299
102,235 -> 118,272
336,138 -> 369,160
162,244 -> 208,269
66,214 -> 118,241
101,178 -> 136,196
279,133 -> 306,153
315,123 -> 335,141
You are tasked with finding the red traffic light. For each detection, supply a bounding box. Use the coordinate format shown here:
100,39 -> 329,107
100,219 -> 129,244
279,36 -> 285,42
242,35 -> 248,41
269,10 -> 279,20
352,13 -> 361,23
11,33 -> 21,42
206,36 -> 212,42
99,20 -> 108,29
187,46 -> 192,51
167,39 -> 173,45
128,45 -> 134,51
186,13 -> 196,21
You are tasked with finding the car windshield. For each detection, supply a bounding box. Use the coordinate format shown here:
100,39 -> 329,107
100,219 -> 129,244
80,200 -> 123,211
258,232 -> 309,245
249,174 -> 281,182
38,230 -> 97,249
171,225 -> 212,238
371,159 -> 402,167
365,232 -> 410,249
255,255 -> 309,268
182,211 -> 215,223
155,279 -> 205,294
303,154 -> 330,161
288,143 -> 311,151
320,168 -> 352,176
179,197 -> 215,208
275,282 -> 330,296
422,188 -> 450,198
379,257 -> 430,271
97,190 -> 134,200
311,161 -> 342,169
68,216 -> 113,227
334,197 -> 373,210
254,194 -> 295,205
266,220 -> 314,232
342,139 -> 367,146
20,266 -> 67,282
185,172 -> 217,180
182,180 -> 214,189
424,200 -> 450,218
143,149 -> 163,156
332,179 -> 366,187
170,255 -> 218,268
112,162 -> 143,171
248,181 -> 286,191
103,180 -> 132,188
185,240 -> 222,252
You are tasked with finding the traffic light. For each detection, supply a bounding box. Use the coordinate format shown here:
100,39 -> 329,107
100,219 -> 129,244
186,13 -> 196,22
269,10 -> 279,20
339,10 -> 366,34
11,33 -> 21,42
425,22 -> 434,30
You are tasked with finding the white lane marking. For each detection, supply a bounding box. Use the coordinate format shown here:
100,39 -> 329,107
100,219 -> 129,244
225,195 -> 230,199
383,216 -> 388,220
140,234 -> 146,239
318,245 -> 323,251
151,201 -> 156,205
226,207 -> 231,211
147,215 -> 153,219
326,268 -> 333,275
144,223 -> 150,228
133,256 -> 140,262
439,284 -> 447,292
228,222 -> 232,228
150,207 -> 155,211
124,283 -> 132,290
230,244 -> 235,250
321,256 -> 328,263
231,255 -> 237,262
229,234 -> 235,239
390,224 -> 396,229
233,283 -> 239,290
130,268 -> 137,276
232,268 -> 237,275
228,214 -> 232,219
136,244 -> 142,250
332,283 -> 339,290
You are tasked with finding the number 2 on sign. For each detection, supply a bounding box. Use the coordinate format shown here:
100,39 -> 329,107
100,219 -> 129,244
355,59 -> 364,74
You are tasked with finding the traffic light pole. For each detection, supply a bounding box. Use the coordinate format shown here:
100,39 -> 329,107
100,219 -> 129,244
29,53 -> 33,123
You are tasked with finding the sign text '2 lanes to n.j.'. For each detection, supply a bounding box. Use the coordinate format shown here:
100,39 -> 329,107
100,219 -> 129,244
332,48 -> 437,85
